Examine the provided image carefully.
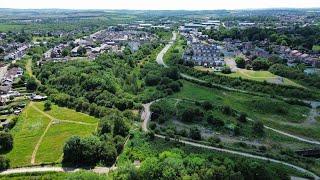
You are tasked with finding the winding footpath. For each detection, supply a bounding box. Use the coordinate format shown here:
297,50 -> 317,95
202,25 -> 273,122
158,31 -> 320,146
141,100 -> 319,180
149,31 -> 320,179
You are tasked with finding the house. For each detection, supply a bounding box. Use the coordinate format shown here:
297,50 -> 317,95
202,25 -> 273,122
183,43 -> 225,68
71,46 -> 80,57
30,94 -> 47,101
0,86 -> 10,95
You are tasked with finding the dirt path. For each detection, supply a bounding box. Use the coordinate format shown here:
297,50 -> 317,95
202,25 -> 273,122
26,58 -> 41,84
0,166 -> 112,175
29,103 -> 97,164
31,118 -> 53,164
141,101 -> 319,179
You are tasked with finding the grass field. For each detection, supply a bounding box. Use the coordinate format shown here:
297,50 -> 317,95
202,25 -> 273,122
194,66 -> 302,88
171,81 -> 318,139
5,102 -> 98,167
215,69 -> 303,88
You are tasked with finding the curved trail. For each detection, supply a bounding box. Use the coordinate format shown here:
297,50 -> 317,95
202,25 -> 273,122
141,101 -> 319,179
157,31 -> 320,146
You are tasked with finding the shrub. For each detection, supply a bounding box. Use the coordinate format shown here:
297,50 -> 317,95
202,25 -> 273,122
253,121 -> 264,136
0,156 -> 9,170
238,113 -> 247,123
0,132 -> 13,152
44,100 -> 52,111
189,127 -> 202,140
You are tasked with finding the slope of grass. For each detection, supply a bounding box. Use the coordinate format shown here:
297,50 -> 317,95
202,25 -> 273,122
5,102 -> 98,167
35,122 -> 96,164
6,104 -> 51,167
217,70 -> 303,88
171,81 -> 315,138
33,102 -> 98,124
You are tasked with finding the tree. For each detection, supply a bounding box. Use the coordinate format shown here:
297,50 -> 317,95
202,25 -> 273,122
62,48 -> 70,57
253,121 -> 264,136
0,132 -> 13,152
99,143 -> 117,166
252,58 -> 270,71
0,156 -> 9,170
139,157 -> 161,179
145,74 -> 161,86
77,46 -> 87,56
26,77 -> 38,91
98,118 -> 112,135
206,115 -> 225,127
179,107 -> 203,122
189,127 -> 201,140
44,100 -> 52,111
113,116 -> 129,137
235,56 -> 246,68
238,113 -> 247,123
221,67 -> 231,74
0,47 -> 4,54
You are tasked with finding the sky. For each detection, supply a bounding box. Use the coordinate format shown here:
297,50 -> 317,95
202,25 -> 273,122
0,0 -> 319,10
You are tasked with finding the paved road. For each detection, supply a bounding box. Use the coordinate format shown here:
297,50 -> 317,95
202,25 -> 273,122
0,166 -> 113,175
156,31 -> 177,67
141,101 -> 319,180
155,32 -> 320,146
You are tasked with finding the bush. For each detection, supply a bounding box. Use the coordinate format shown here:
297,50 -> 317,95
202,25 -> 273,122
206,115 -> 225,127
238,113 -> 247,123
149,122 -> 157,130
189,127 -> 201,140
0,156 -> 9,170
0,132 -> 13,152
221,67 -> 231,74
235,56 -> 245,68
98,118 -> 112,135
253,121 -> 264,136
44,100 -> 52,111
208,136 -> 221,145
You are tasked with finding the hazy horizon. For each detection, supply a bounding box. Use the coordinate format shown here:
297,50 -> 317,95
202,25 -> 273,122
0,0 -> 319,10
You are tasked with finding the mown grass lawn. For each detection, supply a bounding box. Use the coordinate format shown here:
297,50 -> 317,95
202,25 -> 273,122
35,122 -> 96,164
33,102 -> 98,124
5,102 -> 98,167
171,81 -> 315,139
6,104 -> 51,167
216,70 -> 303,88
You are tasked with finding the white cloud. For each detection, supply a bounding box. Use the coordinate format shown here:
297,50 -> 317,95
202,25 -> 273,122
0,0 -> 319,10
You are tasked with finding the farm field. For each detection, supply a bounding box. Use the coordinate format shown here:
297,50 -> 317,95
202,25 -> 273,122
171,81 -> 319,139
5,102 -> 98,167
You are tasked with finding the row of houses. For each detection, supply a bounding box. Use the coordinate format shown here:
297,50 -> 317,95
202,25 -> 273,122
183,43 -> 225,68
0,67 -> 23,105
2,43 -> 29,61
273,45 -> 320,67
